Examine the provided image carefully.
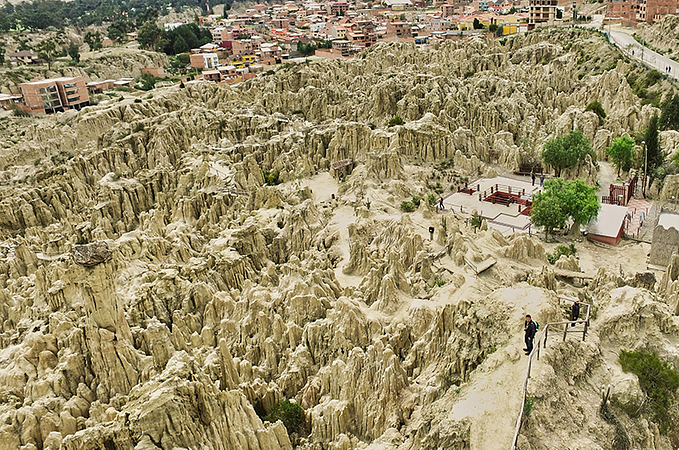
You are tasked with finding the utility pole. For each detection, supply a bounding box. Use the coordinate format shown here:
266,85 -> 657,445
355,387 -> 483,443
643,140 -> 648,192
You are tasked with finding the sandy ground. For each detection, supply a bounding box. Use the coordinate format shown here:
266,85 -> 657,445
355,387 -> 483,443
452,287 -> 552,450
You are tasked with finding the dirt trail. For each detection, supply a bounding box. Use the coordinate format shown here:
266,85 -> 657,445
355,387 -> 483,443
451,286 -> 552,449
596,161 -> 617,199
331,205 -> 363,288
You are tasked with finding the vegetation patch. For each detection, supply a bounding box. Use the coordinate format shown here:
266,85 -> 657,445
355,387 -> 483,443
619,350 -> 679,435
546,243 -> 577,264
264,399 -> 306,437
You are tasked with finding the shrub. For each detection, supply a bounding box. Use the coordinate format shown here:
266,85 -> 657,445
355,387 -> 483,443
133,123 -> 145,133
546,243 -> 577,264
387,115 -> 405,127
524,396 -> 535,417
471,214 -> 483,229
400,201 -> 416,212
427,193 -> 437,206
585,100 -> 606,119
411,195 -> 422,207
619,350 -> 679,434
263,169 -> 281,186
134,98 -> 142,103
264,399 -> 306,436
10,103 -> 30,117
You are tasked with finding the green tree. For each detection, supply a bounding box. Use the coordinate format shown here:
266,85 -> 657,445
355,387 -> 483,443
139,73 -> 156,90
138,20 -> 160,50
531,178 -> 599,237
296,41 -> 316,56
541,129 -> 594,177
84,31 -> 102,51
35,38 -> 58,70
173,34 -> 189,54
606,136 -> 636,176
530,190 -> 568,239
108,19 -> 130,43
556,179 -> 600,233
67,42 -> 80,63
473,18 -> 483,29
659,93 -> 679,131
645,114 -> 664,183
264,399 -> 306,436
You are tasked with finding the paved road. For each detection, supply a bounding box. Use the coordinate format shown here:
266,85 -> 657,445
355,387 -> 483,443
582,15 -> 679,80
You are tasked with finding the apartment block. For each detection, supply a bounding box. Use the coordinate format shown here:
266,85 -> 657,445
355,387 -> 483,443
529,0 -> 557,23
19,77 -> 89,114
190,53 -> 220,69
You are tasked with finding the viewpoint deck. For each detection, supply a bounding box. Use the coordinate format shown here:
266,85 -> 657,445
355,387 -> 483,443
443,176 -> 541,235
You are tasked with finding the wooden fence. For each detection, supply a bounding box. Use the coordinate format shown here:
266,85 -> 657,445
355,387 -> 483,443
510,296 -> 591,450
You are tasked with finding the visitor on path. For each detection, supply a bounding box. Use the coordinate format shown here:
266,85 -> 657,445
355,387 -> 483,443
571,301 -> 580,327
438,197 -> 445,211
540,175 -> 545,187
524,315 -> 537,355
531,172 -> 536,186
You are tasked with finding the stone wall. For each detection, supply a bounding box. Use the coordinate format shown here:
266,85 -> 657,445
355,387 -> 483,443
649,225 -> 679,266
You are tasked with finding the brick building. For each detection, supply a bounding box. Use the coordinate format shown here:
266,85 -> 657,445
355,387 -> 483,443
19,77 -> 89,114
606,0 -> 677,23
385,21 -> 413,38
529,0 -> 557,23
646,0 -> 677,22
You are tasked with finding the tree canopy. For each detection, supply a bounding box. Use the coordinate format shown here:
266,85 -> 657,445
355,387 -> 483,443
35,38 -> 58,70
530,178 -> 600,237
137,20 -> 160,50
67,42 -> 80,63
158,23 -> 212,55
0,0 -> 234,31
645,114 -> 664,183
659,93 -> 679,131
606,135 -> 636,176
541,130 -> 594,177
84,31 -> 102,51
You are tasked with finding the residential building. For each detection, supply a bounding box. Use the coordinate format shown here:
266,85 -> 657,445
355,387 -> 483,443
0,93 -> 23,110
328,0 -> 350,15
9,51 -> 40,65
190,53 -> 220,69
607,0 -> 637,23
203,70 -> 222,82
332,39 -> 353,56
385,20 -> 413,38
646,0 -> 677,21
232,39 -> 261,56
19,77 -> 89,114
529,0 -> 557,23
218,65 -> 239,81
86,80 -> 115,93
259,43 -> 283,64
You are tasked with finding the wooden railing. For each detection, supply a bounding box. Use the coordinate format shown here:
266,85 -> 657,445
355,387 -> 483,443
510,296 -> 591,450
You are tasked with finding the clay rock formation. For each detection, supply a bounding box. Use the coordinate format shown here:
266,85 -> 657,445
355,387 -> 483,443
0,28 -> 671,450
72,241 -> 112,267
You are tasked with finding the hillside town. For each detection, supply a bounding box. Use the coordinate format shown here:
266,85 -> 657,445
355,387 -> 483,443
2,0 -> 678,114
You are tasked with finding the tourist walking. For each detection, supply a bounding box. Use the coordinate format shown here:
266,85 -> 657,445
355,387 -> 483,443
531,172 -> 536,186
540,175 -> 545,187
571,301 -> 580,327
524,315 -> 537,355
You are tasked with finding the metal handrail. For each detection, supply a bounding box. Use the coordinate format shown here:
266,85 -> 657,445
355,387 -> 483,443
510,296 -> 591,450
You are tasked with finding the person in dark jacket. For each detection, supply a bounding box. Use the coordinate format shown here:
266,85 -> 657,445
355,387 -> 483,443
571,301 -> 580,327
524,315 -> 537,355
